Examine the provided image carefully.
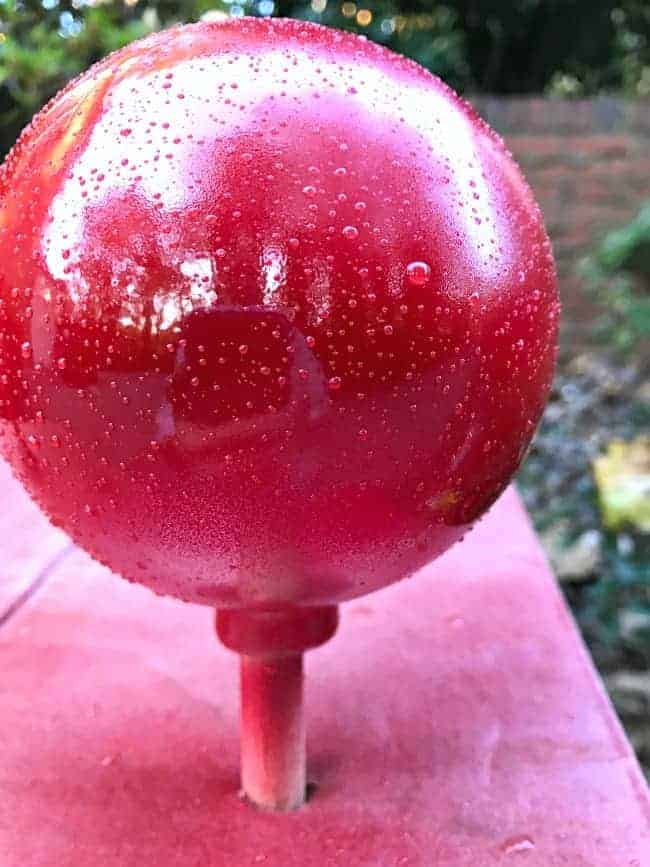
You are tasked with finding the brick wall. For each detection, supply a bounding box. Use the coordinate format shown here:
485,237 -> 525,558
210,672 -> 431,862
471,97 -> 650,346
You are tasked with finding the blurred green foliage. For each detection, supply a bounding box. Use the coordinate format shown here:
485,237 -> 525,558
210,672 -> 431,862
519,202 -> 650,771
520,378 -> 650,667
580,203 -> 650,353
519,362 -> 650,765
1,1 -> 650,158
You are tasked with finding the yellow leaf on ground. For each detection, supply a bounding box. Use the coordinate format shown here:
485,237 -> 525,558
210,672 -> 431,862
593,437 -> 650,533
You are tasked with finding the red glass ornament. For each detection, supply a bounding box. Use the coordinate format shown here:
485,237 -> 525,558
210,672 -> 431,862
0,19 -> 559,810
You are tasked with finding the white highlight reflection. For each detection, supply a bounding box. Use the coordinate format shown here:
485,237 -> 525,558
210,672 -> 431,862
43,40 -> 508,299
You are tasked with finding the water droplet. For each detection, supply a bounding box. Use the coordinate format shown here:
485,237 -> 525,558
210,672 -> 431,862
21,341 -> 32,359
328,376 -> 342,391
406,261 -> 431,287
342,225 -> 359,241
238,344 -> 249,355
302,185 -> 317,197
501,836 -> 535,856
383,324 -> 394,336
57,357 -> 66,370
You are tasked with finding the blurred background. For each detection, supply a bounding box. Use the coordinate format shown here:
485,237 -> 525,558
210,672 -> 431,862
1,0 -> 648,771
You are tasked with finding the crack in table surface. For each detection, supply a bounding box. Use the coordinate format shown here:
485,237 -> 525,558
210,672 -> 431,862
0,457 -> 72,627
0,542 -> 75,629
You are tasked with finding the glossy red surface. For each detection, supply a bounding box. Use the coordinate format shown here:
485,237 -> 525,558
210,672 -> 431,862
0,19 -> 558,607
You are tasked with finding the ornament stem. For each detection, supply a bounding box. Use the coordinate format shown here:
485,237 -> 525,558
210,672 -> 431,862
216,605 -> 338,812
240,652 -> 305,811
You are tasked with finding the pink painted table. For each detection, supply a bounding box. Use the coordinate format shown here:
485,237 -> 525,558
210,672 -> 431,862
0,458 -> 648,866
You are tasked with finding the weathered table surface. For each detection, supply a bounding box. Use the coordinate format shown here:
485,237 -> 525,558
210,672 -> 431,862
0,458 -> 648,867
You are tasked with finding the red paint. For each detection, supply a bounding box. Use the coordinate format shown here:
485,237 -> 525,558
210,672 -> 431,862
0,19 -> 558,612
240,654 -> 306,812
216,606 -> 339,656
1,479 -> 648,865
216,605 -> 338,809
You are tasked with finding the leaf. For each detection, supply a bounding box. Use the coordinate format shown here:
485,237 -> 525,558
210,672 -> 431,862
593,437 -> 650,533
